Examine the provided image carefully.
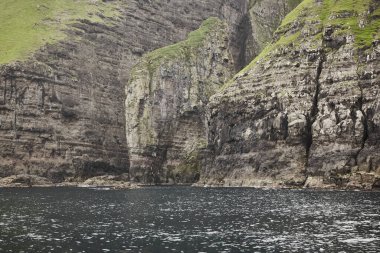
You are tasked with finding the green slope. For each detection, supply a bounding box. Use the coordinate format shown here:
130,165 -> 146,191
0,0 -> 120,65
279,0 -> 380,48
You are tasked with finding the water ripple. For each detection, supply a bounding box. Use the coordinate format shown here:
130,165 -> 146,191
0,187 -> 379,252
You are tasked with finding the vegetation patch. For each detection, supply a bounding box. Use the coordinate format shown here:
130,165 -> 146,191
140,17 -> 224,73
280,0 -> 380,49
0,0 -> 121,64
320,0 -> 380,48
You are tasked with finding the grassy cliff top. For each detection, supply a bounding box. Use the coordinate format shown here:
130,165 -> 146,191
0,0 -> 121,65
279,0 -> 380,48
138,17 -> 225,73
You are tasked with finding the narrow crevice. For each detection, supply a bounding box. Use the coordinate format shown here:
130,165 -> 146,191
235,14 -> 252,70
305,52 -> 326,165
2,77 -> 6,105
353,84 -> 369,166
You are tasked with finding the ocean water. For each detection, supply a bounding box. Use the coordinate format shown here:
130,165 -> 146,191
0,187 -> 379,253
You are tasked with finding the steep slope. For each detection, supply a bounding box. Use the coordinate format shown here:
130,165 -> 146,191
126,18 -> 234,184
200,0 -> 380,189
125,1 -> 303,184
0,0 -> 302,184
0,0 -> 248,182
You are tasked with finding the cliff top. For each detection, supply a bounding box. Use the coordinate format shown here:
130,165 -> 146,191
0,0 -> 120,65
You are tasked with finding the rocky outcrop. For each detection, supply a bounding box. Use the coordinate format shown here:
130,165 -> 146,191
0,0 -> 249,182
0,174 -> 52,187
126,18 -> 235,184
199,0 -> 380,189
79,175 -> 139,189
0,174 -> 139,188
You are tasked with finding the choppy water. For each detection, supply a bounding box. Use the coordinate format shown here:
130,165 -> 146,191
0,187 -> 379,253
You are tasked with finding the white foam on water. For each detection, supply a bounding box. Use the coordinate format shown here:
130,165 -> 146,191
26,233 -> 45,240
340,237 -> 379,244
165,236 -> 182,242
205,231 -> 219,235
335,220 -> 361,225
262,236 -> 287,242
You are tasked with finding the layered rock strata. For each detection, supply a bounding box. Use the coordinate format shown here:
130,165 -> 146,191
124,0 -> 301,184
200,0 -> 380,189
0,0 -> 248,182
126,18 -> 235,184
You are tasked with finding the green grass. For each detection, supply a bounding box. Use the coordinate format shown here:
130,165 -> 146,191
302,0 -> 380,48
0,0 -> 121,65
318,0 -> 379,48
278,0 -> 380,50
141,17 -> 224,72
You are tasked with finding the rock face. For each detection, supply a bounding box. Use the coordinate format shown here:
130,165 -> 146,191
0,174 -> 52,187
0,0 -> 248,182
123,0 -> 301,184
1,0 -> 300,184
199,0 -> 380,189
126,18 -> 235,184
5,0 -> 372,189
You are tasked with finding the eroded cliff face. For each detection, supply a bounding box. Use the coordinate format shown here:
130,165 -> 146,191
0,0 -> 249,182
126,18 -> 235,184
0,0 -> 328,186
123,0 -> 302,184
200,0 -> 380,189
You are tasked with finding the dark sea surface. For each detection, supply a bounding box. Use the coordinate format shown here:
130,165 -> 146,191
0,186 -> 379,253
